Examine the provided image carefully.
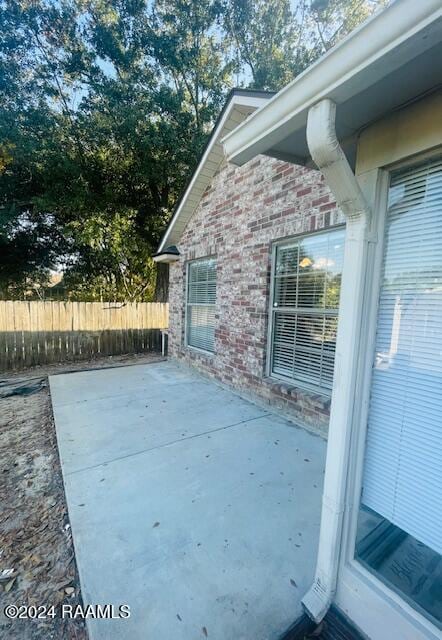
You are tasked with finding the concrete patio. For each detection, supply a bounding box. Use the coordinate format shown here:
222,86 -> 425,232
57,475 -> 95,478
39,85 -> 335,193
49,360 -> 326,640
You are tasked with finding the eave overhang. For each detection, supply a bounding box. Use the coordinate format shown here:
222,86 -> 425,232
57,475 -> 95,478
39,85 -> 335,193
223,0 -> 442,170
157,89 -> 274,253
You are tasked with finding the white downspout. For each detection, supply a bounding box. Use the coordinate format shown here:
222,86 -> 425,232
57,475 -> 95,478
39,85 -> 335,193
301,99 -> 373,622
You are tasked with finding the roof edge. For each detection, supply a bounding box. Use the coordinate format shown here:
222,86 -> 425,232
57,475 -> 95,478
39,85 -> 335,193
157,89 -> 274,253
223,0 -> 442,165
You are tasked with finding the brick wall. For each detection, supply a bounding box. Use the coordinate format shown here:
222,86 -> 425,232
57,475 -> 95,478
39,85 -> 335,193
168,155 -> 345,436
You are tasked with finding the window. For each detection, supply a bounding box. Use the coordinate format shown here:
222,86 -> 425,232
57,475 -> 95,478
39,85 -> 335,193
355,157 -> 442,627
186,258 -> 217,353
269,228 -> 345,391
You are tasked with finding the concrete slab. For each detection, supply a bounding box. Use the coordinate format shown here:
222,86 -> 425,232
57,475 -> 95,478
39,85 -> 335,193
50,361 -> 326,640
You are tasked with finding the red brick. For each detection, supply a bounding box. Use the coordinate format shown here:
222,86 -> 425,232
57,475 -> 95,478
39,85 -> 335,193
312,195 -> 329,207
168,154 -> 341,436
320,202 -> 336,211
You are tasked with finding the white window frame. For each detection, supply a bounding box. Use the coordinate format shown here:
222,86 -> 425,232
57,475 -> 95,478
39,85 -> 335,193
185,256 -> 217,354
335,148 -> 442,640
267,226 -> 345,394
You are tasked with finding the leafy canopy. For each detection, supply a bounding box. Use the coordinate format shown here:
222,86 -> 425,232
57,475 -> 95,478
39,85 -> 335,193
0,0 -> 386,300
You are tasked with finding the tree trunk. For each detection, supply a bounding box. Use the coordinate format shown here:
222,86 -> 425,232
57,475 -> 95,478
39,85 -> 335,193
154,262 -> 169,302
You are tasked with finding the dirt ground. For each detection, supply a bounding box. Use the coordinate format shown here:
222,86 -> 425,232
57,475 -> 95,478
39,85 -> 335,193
0,353 -> 164,639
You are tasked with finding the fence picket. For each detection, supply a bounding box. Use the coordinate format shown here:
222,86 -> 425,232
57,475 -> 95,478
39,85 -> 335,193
0,301 -> 168,371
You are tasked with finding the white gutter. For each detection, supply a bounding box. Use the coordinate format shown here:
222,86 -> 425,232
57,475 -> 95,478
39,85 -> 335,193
223,0 -> 442,165
301,99 -> 373,622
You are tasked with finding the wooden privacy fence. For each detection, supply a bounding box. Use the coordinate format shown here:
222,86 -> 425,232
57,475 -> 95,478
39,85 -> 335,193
0,301 -> 169,371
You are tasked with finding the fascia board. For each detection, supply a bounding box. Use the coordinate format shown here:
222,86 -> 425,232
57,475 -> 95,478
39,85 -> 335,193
158,94 -> 270,252
223,0 -> 442,165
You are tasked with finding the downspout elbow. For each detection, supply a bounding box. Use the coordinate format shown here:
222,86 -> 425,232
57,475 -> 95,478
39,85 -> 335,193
306,99 -> 370,222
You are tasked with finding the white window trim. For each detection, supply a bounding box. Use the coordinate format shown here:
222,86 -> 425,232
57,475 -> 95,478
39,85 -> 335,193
185,257 -> 217,355
335,148 -> 442,640
266,225 -> 345,396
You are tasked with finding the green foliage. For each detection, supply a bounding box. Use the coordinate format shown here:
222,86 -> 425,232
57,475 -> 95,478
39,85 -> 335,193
310,0 -> 388,51
223,0 -> 312,90
223,0 -> 387,90
0,0 -> 387,300
0,0 -> 226,300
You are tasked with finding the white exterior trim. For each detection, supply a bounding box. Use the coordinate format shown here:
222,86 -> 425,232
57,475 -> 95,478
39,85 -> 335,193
301,99 -> 375,622
301,93 -> 442,637
222,0 -> 442,166
158,93 -> 271,252
335,157 -> 442,640
153,252 -> 180,264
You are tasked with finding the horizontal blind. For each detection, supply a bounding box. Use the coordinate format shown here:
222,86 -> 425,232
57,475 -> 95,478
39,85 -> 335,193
271,228 -> 344,390
362,157 -> 442,554
187,258 -> 216,352
272,313 -> 338,389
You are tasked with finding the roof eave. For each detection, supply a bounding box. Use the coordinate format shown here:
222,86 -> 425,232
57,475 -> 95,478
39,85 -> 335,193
157,90 -> 273,252
223,0 -> 442,166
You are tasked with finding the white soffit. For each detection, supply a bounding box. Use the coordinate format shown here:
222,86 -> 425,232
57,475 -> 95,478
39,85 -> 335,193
223,0 -> 442,168
158,91 -> 272,252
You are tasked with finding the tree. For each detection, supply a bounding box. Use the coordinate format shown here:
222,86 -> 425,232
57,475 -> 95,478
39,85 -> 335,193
150,0 -> 234,136
0,0 -> 231,300
223,0 -> 387,91
223,0 -> 312,90
309,0 -> 388,53
0,0 -> 388,300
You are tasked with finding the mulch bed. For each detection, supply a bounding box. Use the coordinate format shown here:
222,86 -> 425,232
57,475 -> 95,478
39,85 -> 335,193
0,353 -> 164,639
0,380 -> 87,639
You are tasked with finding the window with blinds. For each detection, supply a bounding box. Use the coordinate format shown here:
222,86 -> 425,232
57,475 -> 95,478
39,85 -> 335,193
269,228 -> 345,391
360,157 -> 442,556
186,258 -> 217,352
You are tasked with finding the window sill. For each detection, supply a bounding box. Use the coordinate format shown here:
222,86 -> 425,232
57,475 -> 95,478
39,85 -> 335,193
186,344 -> 215,357
264,375 -> 332,410
266,373 -> 331,396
